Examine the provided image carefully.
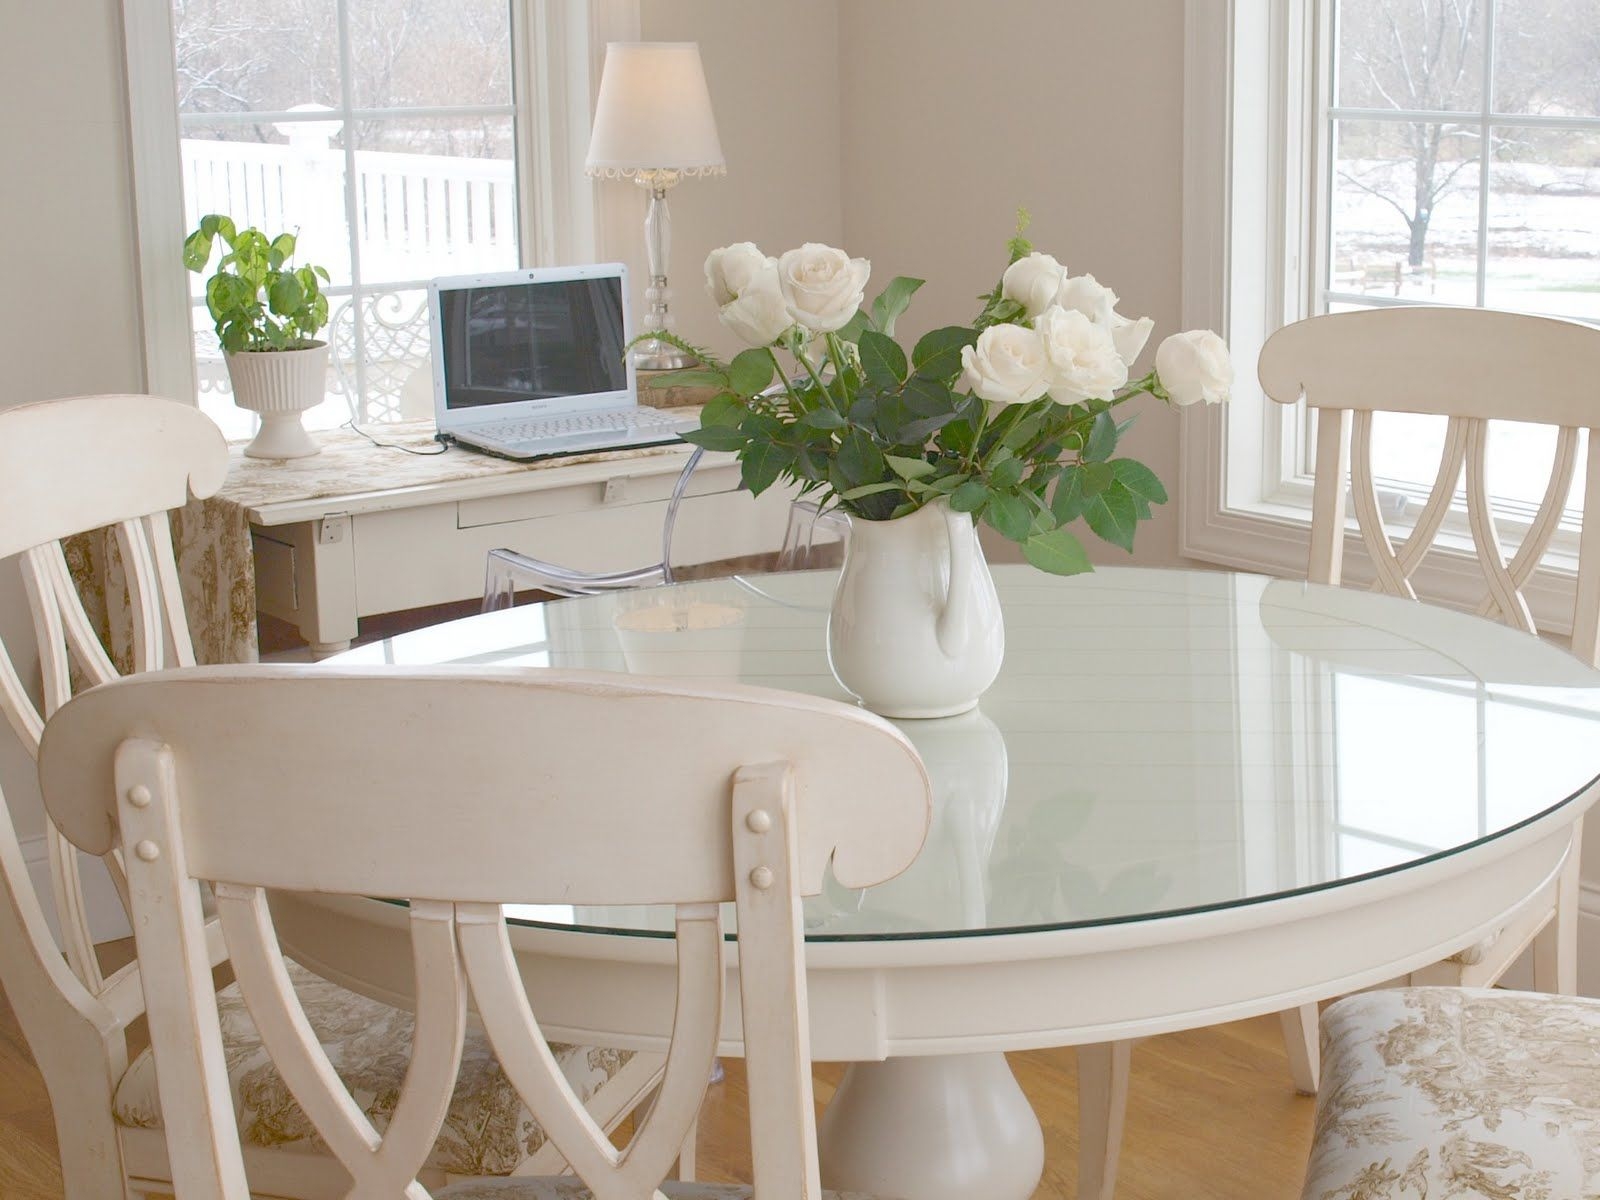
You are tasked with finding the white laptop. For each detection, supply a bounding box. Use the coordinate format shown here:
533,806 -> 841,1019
429,263 -> 698,459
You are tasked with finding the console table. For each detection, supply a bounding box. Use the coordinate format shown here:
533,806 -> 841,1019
201,422 -> 788,659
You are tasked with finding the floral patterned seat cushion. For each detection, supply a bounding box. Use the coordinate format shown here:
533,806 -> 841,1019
437,1179 -> 888,1199
1303,987 -> 1600,1200
112,960 -> 633,1177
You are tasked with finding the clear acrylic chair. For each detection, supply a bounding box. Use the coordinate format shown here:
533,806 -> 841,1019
484,447 -> 851,610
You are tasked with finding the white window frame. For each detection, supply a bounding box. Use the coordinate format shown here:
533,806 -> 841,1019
1179,0 -> 1586,637
120,0 -> 640,415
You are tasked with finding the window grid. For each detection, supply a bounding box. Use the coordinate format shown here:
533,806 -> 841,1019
174,0 -> 519,425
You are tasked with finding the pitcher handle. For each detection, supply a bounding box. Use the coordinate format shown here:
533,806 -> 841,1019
935,503 -> 973,658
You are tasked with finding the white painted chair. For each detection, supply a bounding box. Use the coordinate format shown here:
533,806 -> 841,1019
1301,986 -> 1600,1198
37,664 -> 933,1200
0,395 -> 657,1198
1258,306 -> 1600,1094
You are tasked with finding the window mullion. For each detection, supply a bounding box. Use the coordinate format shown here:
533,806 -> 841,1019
334,0 -> 368,423
1476,0 -> 1496,309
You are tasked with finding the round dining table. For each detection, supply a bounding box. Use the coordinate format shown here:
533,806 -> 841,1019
276,565 -> 1600,1200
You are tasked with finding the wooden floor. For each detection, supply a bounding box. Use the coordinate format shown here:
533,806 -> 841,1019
1,940 -> 1314,1199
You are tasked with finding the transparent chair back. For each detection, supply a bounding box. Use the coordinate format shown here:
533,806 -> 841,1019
484,452 -> 852,611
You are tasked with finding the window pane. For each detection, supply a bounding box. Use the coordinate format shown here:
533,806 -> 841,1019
180,121 -> 355,292
1494,0 -> 1600,118
1485,128 -> 1600,319
1335,0 -> 1485,111
1330,120 -> 1481,304
1364,410 -> 1587,514
173,0 -> 340,113
354,116 -> 518,282
348,0 -> 512,109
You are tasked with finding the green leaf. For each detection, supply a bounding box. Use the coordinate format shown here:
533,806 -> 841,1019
1079,461 -> 1114,496
1083,410 -> 1118,463
700,392 -> 744,427
270,232 -> 296,262
869,277 -> 924,337
988,455 -> 1024,490
267,272 -> 305,317
740,441 -> 791,495
836,429 -> 886,487
836,310 -> 871,345
857,330 -> 907,388
886,454 -> 935,481
949,478 -> 989,513
912,326 -> 979,381
1051,466 -> 1085,524
840,481 -> 903,501
680,424 -> 748,452
1082,484 -> 1139,552
983,491 -> 1033,542
1110,458 -> 1168,505
182,230 -> 213,272
728,348 -> 776,396
1022,528 -> 1094,576
799,407 -> 848,430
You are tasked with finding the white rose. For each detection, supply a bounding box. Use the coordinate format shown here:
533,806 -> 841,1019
1155,330 -> 1234,406
705,242 -> 773,307
959,323 -> 1051,406
1055,273 -> 1118,327
1035,305 -> 1128,404
1110,313 -> 1155,367
1000,252 -> 1067,319
717,265 -> 792,347
776,243 -> 870,333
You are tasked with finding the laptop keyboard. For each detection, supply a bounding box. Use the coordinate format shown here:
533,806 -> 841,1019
484,407 -> 685,444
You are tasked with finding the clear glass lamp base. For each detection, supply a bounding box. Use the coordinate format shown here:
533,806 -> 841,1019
631,339 -> 698,371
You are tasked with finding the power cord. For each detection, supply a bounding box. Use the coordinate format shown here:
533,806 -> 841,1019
342,419 -> 450,456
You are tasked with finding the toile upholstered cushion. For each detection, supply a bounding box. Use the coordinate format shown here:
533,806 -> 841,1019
1302,987 -> 1600,1200
437,1179 -> 887,1199
112,960 -> 633,1177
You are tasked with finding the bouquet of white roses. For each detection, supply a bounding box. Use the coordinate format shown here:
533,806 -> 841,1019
658,216 -> 1232,575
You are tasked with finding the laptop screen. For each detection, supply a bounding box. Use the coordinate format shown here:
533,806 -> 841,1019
435,273 -> 629,412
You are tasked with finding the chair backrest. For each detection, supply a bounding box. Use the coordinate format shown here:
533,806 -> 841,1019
38,665 -> 932,1200
1258,307 -> 1600,667
0,394 -> 227,991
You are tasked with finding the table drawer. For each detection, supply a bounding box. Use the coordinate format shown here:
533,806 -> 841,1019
456,460 -> 744,530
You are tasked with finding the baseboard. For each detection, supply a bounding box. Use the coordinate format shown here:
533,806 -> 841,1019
20,833 -> 132,947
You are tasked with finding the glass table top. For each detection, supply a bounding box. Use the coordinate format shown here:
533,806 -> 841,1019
337,566 -> 1600,942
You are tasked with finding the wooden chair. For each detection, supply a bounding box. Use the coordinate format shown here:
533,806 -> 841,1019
37,664 -> 933,1200
1257,306 -> 1600,1093
0,395 -> 658,1198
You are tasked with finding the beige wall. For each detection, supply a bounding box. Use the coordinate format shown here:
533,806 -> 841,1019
837,0 -> 1188,567
0,1 -> 147,840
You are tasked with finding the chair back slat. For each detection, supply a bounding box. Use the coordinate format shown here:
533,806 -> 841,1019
0,395 -> 227,1007
40,667 -> 932,1200
1261,309 -> 1600,665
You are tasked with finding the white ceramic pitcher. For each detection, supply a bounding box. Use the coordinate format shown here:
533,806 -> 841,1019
826,499 -> 1004,718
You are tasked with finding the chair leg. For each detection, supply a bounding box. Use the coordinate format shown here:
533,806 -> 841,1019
1278,1003 -> 1320,1095
1534,823 -> 1582,996
677,1115 -> 699,1182
1076,1041 -> 1131,1200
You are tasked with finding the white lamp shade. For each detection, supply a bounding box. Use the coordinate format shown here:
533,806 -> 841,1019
586,42 -> 726,176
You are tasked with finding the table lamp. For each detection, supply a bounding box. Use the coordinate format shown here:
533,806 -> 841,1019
586,42 -> 725,371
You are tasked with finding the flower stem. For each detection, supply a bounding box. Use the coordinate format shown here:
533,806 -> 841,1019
765,347 -> 804,408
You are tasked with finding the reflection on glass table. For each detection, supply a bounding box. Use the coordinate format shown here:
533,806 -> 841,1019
339,566 -> 1600,941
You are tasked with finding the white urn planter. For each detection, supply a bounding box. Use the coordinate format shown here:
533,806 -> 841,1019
827,500 -> 1004,718
224,341 -> 328,459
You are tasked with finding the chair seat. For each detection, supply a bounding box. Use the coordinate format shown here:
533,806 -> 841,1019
1303,987 -> 1600,1200
437,1179 -> 888,1199
113,960 -> 633,1177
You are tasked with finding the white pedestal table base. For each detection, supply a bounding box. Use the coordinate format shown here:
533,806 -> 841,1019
817,1052 -> 1045,1200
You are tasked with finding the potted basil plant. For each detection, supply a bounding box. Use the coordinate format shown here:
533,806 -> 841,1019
183,214 -> 333,459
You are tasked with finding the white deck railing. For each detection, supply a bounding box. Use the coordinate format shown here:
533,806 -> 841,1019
181,133 -> 516,282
